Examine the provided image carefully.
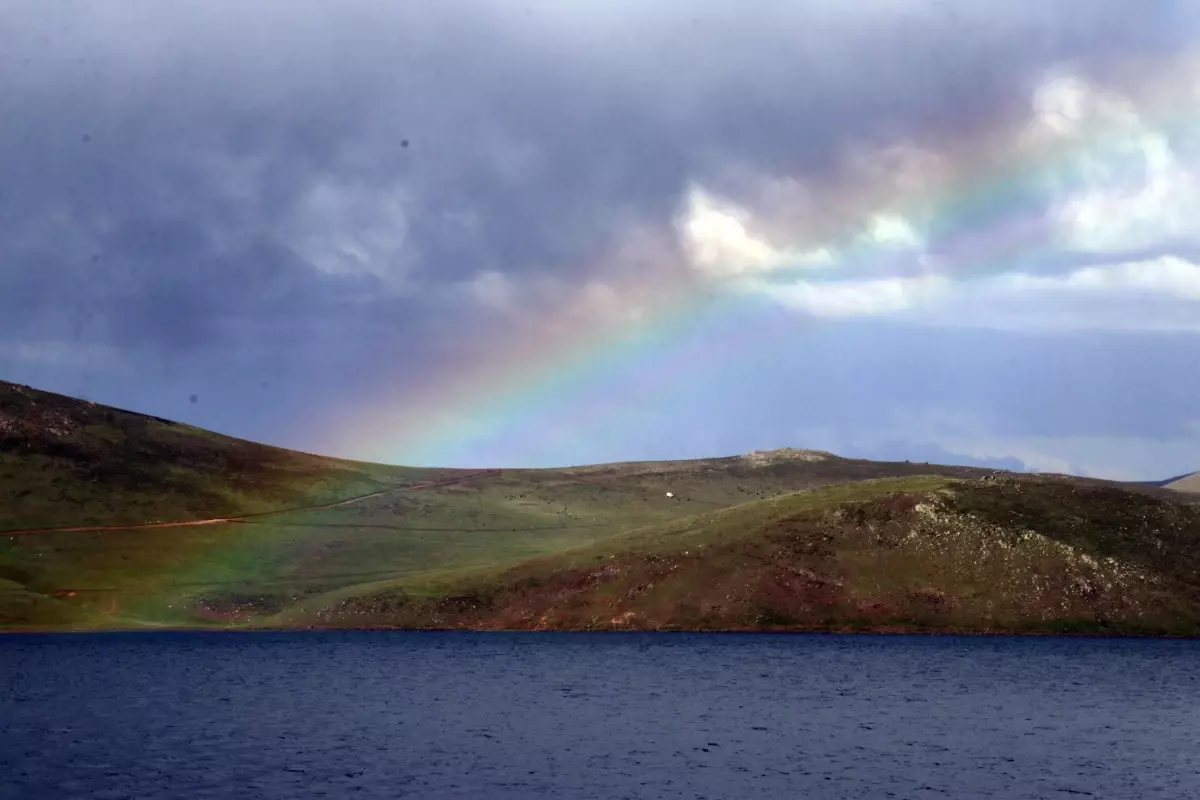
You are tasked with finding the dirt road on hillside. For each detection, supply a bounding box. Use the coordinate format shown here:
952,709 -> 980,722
0,470 -> 501,537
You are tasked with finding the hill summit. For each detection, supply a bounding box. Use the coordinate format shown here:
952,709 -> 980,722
742,447 -> 833,465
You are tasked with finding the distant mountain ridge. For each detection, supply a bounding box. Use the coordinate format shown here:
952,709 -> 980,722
1164,472 -> 1200,493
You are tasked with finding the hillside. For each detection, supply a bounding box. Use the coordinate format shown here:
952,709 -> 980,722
2,379 -> 1198,635
0,379 -> 438,531
1165,471 -> 1200,494
313,475 -> 1200,636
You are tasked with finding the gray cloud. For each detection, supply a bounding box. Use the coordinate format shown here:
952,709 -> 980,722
2,1 -> 1198,464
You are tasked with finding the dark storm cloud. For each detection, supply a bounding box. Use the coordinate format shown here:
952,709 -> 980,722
1,1 -> 1195,372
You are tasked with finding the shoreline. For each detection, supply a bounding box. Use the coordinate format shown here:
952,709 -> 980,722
4,624 -> 1198,639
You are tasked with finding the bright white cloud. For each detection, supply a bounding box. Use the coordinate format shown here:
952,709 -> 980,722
676,182 -> 931,285
937,256 -> 1200,332
676,185 -> 843,279
676,186 -> 781,277
676,164 -> 1200,330
1009,256 -> 1200,300
746,255 -> 1200,330
675,72 -> 1200,331
748,274 -> 948,318
865,213 -> 924,249
1024,73 -> 1200,254
921,256 -> 1200,331
1057,132 -> 1200,254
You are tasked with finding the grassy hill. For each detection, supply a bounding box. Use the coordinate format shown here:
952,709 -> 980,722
3,379 -> 1198,635
0,379 -> 441,531
306,475 -> 1200,636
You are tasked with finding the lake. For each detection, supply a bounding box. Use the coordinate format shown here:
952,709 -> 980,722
2,632 -> 1199,799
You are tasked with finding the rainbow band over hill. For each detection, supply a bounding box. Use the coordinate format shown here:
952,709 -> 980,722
326,56 -> 1200,468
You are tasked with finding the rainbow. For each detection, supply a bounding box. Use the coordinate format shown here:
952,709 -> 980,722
324,54 -> 1200,468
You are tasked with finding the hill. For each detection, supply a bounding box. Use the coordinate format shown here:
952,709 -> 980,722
1165,472 -> 1200,494
0,379 -> 440,531
2,379 -> 1198,635
314,475 -> 1200,636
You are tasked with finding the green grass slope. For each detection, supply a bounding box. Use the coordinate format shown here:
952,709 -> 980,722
310,475 -> 1200,636
0,451 -> 1001,630
0,379 -> 432,531
0,378 -> 441,628
2,378 -> 1024,630
4,378 -> 1196,635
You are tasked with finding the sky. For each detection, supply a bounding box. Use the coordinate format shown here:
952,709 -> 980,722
2,0 -> 1199,480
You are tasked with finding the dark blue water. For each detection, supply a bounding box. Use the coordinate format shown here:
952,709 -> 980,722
3,633 -> 1199,799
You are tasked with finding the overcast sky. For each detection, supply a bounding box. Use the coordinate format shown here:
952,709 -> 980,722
3,1 -> 1199,479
